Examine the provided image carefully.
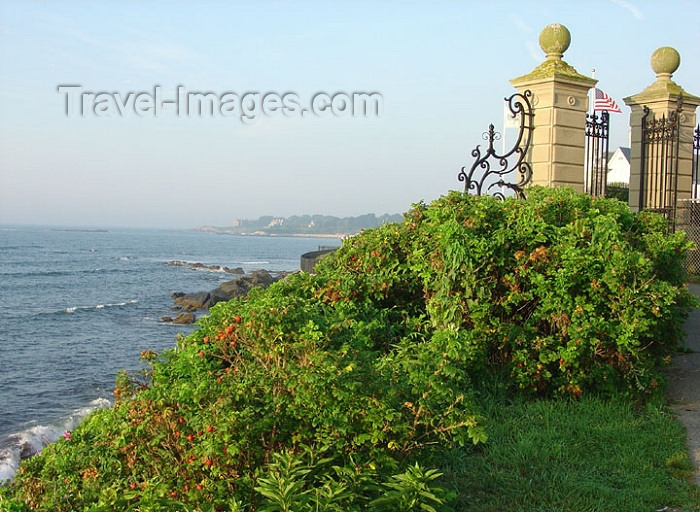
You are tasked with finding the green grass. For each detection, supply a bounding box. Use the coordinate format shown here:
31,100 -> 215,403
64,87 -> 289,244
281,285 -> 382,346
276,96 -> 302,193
431,396 -> 700,512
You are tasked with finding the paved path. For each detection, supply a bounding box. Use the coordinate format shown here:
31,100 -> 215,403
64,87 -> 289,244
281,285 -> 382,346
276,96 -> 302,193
666,283 -> 700,486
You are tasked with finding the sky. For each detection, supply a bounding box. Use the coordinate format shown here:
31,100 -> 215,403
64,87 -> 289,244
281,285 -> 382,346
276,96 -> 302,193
0,0 -> 698,229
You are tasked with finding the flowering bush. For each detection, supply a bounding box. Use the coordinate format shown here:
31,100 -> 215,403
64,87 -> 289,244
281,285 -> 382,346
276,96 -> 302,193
1,187 -> 693,511
405,188 -> 694,396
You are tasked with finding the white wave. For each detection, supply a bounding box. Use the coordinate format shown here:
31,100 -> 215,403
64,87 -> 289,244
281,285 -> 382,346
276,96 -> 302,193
63,300 -> 137,314
0,398 -> 111,485
240,261 -> 270,265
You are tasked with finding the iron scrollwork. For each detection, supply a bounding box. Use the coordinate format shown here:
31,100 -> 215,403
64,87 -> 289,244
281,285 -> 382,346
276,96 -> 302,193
458,90 -> 534,199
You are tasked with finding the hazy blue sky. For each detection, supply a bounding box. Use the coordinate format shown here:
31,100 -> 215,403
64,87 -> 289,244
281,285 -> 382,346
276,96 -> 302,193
1,0 -> 698,228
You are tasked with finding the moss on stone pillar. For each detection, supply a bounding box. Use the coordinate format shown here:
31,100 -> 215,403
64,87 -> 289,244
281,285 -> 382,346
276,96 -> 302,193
510,24 -> 596,192
623,47 -> 700,211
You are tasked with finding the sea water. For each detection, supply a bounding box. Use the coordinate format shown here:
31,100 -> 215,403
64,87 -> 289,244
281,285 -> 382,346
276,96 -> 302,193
0,226 -> 330,483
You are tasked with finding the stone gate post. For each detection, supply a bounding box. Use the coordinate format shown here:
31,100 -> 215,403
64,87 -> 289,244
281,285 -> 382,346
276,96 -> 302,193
623,47 -> 700,212
510,24 -> 596,192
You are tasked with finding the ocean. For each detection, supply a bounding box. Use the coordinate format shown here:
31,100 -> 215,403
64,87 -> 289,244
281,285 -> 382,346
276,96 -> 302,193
0,226 -> 332,483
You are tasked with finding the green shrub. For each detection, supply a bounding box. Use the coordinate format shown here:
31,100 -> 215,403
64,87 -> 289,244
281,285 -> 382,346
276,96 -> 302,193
606,181 -> 630,203
2,187 -> 694,511
407,188 -> 694,396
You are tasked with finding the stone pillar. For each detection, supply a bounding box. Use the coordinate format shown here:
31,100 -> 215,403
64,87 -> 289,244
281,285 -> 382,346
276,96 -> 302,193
623,47 -> 700,212
510,24 -> 596,192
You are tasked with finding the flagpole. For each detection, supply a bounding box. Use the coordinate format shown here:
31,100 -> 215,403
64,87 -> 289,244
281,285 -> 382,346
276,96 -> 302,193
586,68 -> 596,194
590,68 -> 596,114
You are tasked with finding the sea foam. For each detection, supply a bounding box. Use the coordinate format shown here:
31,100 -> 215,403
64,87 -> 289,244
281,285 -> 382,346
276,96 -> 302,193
0,398 -> 111,485
62,299 -> 138,314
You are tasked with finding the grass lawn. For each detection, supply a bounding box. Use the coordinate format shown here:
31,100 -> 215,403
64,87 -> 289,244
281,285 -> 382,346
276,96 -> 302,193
432,395 -> 700,512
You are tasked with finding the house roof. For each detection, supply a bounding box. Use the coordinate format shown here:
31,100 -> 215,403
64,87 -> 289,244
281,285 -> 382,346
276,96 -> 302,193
609,147 -> 630,163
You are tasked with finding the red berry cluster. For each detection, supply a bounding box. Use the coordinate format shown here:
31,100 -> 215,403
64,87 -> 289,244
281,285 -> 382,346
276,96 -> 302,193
214,315 -> 243,347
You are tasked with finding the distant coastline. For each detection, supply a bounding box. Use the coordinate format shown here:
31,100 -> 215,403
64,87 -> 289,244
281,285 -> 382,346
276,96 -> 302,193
196,213 -> 402,238
197,228 -> 349,239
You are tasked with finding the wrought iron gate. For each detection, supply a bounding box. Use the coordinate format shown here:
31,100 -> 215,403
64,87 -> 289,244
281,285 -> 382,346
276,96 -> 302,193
584,111 -> 609,197
458,90 -> 534,199
638,97 -> 682,226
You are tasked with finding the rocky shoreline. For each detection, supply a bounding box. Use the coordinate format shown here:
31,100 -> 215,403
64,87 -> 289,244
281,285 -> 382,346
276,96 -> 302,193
162,268 -> 293,324
165,260 -> 245,274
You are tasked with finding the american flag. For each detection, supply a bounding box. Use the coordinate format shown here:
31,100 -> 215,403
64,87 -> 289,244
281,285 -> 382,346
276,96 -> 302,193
593,88 -> 621,113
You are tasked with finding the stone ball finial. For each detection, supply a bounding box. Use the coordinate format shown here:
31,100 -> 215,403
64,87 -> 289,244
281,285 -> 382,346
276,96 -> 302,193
650,46 -> 680,80
539,23 -> 571,60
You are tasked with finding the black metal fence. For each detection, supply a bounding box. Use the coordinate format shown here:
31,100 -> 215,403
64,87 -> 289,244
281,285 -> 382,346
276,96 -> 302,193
675,199 -> 700,274
638,99 -> 682,227
681,125 -> 700,274
584,111 -> 609,197
693,124 -> 700,199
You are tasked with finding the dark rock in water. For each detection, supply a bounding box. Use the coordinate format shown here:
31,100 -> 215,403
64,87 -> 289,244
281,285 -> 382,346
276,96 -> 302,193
216,269 -> 275,297
172,312 -> 196,324
161,316 -> 173,323
165,261 -> 245,274
171,270 -> 290,312
173,291 -> 212,311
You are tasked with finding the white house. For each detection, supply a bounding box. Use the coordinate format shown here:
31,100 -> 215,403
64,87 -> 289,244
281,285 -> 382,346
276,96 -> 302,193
607,147 -> 630,185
